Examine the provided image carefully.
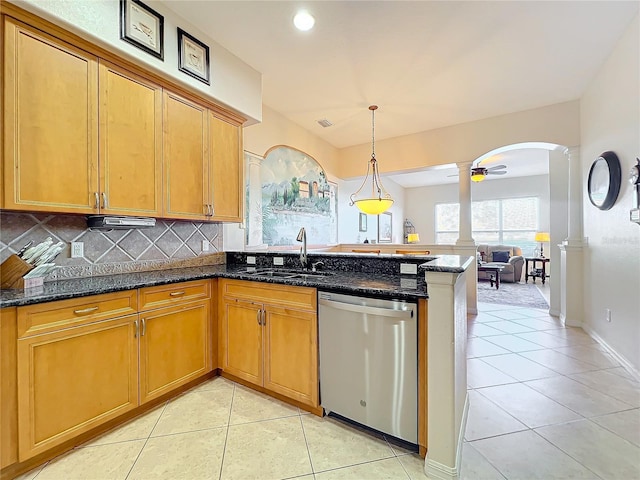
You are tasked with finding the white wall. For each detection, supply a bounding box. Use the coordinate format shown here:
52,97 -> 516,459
14,0 -> 262,123
404,174 -> 551,251
580,15 -> 640,370
337,177 -> 405,245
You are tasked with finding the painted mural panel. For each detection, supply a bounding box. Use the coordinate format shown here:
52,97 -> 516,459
245,147 -> 338,247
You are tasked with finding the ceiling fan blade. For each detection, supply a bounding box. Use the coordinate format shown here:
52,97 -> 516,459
486,165 -> 507,171
488,170 -> 507,175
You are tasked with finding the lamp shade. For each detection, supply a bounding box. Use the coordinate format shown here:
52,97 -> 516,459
534,232 -> 550,242
354,198 -> 394,215
407,233 -> 420,243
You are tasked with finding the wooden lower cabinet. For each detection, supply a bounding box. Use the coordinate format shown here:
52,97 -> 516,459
139,300 -> 210,403
17,315 -> 139,460
219,280 -> 318,408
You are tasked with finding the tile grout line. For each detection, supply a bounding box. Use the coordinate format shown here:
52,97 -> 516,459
217,382 -> 236,480
298,413 -> 316,476
123,400 -> 169,480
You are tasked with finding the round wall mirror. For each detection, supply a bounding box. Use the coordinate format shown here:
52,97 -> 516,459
587,151 -> 621,210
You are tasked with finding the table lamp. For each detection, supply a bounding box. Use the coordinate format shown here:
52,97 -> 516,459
534,232 -> 550,257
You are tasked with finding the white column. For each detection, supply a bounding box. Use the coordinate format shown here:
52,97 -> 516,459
560,146 -> 585,326
424,269 -> 469,480
246,153 -> 264,248
455,162 -> 474,246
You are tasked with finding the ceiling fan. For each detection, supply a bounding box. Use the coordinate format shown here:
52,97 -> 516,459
470,164 -> 507,182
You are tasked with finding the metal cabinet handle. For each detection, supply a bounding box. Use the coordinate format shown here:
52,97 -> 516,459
134,319 -> 139,338
261,309 -> 266,326
74,306 -> 99,314
141,318 -> 146,336
169,291 -> 185,297
94,192 -> 99,209
204,204 -> 209,216
102,192 -> 108,209
209,204 -> 215,217
257,309 -> 262,325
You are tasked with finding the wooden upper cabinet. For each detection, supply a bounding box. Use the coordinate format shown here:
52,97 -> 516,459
163,91 -> 209,220
210,112 -> 243,222
3,18 -> 99,213
99,61 -> 162,217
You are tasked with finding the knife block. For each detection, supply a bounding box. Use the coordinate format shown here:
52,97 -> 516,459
0,254 -> 35,289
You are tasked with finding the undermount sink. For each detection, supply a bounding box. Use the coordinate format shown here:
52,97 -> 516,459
250,269 -> 334,278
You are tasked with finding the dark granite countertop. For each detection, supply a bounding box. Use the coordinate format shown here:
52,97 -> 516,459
0,255 -> 472,308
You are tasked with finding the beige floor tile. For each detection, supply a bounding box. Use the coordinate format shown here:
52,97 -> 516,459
569,369 -> 640,407
467,338 -> 510,358
483,320 -> 535,334
536,419 -> 640,479
519,349 -> 600,375
221,416 -> 311,479
128,427 -> 226,479
510,316 -> 561,330
554,345 -> 620,368
477,383 -> 581,428
84,404 -> 165,446
36,440 -> 145,480
468,323 -> 507,337
525,375 -> 634,417
512,308 -> 554,319
229,384 -> 299,425
591,409 -> 640,447
471,430 -> 599,479
13,462 -> 49,480
459,443 -> 505,480
605,366 -> 639,382
482,310 -> 529,321
541,326 -> 596,345
188,375 -> 237,393
151,385 -> 233,436
481,353 -> 559,381
515,331 -> 573,348
302,414 -> 394,472
483,334 -> 545,353
464,390 -> 527,441
471,312 -> 505,323
315,457 -> 410,479
397,453 -> 428,479
467,358 -> 517,389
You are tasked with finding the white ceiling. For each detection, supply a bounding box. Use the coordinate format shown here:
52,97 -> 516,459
164,0 -> 637,151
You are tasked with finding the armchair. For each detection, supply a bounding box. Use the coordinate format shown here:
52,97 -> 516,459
476,244 -> 524,283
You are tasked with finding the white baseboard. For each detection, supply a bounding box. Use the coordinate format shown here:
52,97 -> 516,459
424,392 -> 469,480
582,325 -> 640,382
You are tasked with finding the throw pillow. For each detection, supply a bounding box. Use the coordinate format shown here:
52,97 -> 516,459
492,250 -> 510,263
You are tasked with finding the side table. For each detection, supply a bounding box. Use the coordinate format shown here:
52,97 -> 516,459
525,257 -> 550,284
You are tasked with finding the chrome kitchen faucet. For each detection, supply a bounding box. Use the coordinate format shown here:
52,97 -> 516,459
296,227 -> 308,270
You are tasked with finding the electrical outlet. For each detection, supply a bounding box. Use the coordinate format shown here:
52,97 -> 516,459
273,257 -> 284,266
606,308 -> 612,322
400,263 -> 418,275
247,256 -> 256,265
201,240 -> 210,252
70,242 -> 84,258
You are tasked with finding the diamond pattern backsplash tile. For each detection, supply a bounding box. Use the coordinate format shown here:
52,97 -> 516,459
0,213 -> 225,281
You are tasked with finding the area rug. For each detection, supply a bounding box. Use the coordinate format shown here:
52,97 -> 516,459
477,281 -> 549,309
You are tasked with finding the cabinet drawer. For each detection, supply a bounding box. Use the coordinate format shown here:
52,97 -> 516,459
139,280 -> 211,311
220,279 -> 316,311
17,290 -> 137,338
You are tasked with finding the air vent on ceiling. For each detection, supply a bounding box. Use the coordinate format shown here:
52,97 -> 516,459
317,119 -> 333,128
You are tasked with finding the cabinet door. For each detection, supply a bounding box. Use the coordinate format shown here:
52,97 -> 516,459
99,61 -> 162,217
3,18 -> 99,213
139,301 -> 210,404
17,315 -> 138,460
220,297 -> 262,386
210,112 -> 243,222
263,305 -> 318,407
163,91 -> 209,220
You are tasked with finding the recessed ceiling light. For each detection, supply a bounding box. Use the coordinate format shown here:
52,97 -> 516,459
294,11 -> 315,31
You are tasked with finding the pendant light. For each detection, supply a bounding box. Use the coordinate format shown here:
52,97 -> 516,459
470,167 -> 487,182
349,105 -> 394,215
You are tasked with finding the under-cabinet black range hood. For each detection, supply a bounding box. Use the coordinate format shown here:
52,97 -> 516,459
87,215 -> 156,229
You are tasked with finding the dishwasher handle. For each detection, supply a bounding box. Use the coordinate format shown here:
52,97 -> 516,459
319,298 -> 414,319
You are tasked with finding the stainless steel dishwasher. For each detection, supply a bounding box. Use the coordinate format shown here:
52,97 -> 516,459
318,291 -> 418,444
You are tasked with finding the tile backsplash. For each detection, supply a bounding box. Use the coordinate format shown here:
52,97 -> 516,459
0,212 -> 224,281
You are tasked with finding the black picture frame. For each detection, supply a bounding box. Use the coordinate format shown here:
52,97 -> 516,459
177,28 -> 211,85
359,213 -> 367,232
120,0 -> 164,60
587,151 -> 621,211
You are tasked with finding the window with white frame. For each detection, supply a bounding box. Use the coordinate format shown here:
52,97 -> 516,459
435,197 -> 539,255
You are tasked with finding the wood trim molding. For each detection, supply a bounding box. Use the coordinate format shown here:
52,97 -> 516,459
1,1 -> 246,126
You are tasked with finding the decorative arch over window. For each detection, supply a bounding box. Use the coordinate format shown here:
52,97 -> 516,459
244,146 -> 338,248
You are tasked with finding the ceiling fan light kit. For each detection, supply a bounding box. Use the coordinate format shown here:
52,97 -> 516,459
350,105 -> 394,215
470,164 -> 508,182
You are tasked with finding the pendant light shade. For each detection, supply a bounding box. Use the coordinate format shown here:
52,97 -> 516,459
350,105 -> 394,215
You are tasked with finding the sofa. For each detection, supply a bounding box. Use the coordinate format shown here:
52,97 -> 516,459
477,244 -> 524,283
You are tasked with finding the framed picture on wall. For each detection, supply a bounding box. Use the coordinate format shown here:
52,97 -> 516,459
177,28 -> 210,85
359,213 -> 367,232
378,212 -> 392,243
120,0 -> 164,60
